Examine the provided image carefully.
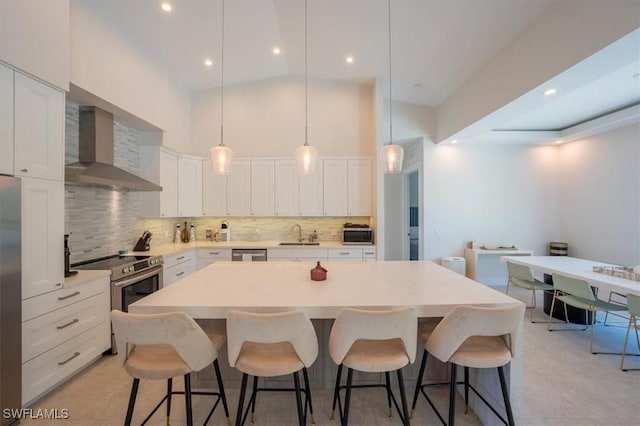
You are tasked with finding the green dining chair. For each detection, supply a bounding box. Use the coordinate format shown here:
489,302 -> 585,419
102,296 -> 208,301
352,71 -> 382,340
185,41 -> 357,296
547,273 -> 628,354
620,293 -> 640,371
506,261 -> 553,323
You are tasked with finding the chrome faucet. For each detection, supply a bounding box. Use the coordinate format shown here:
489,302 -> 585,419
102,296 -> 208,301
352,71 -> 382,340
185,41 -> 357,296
292,224 -> 303,242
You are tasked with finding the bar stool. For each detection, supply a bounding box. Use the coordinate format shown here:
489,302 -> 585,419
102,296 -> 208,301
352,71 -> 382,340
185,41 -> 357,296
226,310 -> 318,426
110,310 -> 231,426
412,304 -> 525,426
328,307 -> 416,426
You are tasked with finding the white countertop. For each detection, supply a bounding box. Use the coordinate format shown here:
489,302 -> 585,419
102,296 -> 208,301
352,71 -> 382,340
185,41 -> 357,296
63,269 -> 111,288
129,260 -> 521,319
130,240 -> 374,257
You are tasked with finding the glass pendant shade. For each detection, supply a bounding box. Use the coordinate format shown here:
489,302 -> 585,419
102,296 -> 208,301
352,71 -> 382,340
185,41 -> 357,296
210,144 -> 234,175
295,144 -> 318,175
380,143 -> 404,174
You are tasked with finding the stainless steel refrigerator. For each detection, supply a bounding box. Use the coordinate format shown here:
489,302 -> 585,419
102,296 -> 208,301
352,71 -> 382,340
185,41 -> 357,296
0,175 -> 21,425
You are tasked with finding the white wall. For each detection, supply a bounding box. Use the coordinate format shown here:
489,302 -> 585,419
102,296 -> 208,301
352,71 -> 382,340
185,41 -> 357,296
0,0 -> 69,90
558,123 -> 640,265
421,143 -> 561,262
191,76 -> 374,157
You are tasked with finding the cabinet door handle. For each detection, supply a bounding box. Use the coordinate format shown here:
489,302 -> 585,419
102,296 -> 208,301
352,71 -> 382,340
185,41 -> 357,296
21,168 -> 28,172
339,252 -> 349,255
55,282 -> 62,287
176,271 -> 185,277
210,252 -> 219,255
58,291 -> 80,301
58,352 -> 80,366
56,318 -> 79,330
176,256 -> 185,260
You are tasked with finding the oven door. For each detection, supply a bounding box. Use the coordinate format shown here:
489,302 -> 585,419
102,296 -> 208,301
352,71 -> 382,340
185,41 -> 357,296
111,266 -> 163,313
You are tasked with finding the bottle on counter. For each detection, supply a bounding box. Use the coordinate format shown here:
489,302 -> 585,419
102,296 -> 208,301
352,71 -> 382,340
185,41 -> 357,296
189,223 -> 196,242
181,221 -> 189,243
174,223 -> 181,243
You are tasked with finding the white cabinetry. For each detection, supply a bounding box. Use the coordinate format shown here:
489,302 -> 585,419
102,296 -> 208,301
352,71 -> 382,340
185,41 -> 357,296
362,247 -> 377,262
251,160 -> 275,216
196,248 -> 232,270
328,248 -> 365,262
268,248 -> 328,262
14,72 -> 64,181
0,63 -> 13,175
22,178 -> 64,300
163,249 -> 196,286
323,159 -> 371,217
227,160 -> 251,216
140,147 -> 178,217
178,155 -> 203,217
202,159 -> 227,216
323,160 -> 348,216
275,159 -> 324,217
22,276 -> 111,405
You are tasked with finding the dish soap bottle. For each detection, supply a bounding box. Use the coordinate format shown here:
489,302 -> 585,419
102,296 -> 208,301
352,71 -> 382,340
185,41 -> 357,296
181,221 -> 189,243
189,223 -> 196,242
173,223 -> 181,243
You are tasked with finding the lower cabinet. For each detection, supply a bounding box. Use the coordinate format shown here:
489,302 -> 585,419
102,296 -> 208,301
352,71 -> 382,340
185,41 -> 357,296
196,248 -> 232,270
21,276 -> 110,405
268,248 -> 328,262
163,249 -> 196,286
327,248 -> 365,262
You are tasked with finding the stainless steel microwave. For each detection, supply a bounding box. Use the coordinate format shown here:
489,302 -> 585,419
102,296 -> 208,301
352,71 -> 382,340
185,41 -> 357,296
342,227 -> 374,245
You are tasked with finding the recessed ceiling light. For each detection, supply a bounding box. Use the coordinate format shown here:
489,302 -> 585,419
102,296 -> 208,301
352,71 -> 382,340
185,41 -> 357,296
204,58 -> 213,67
345,56 -> 354,64
272,47 -> 281,55
451,139 -> 458,144
555,140 -> 563,144
160,1 -> 172,13
544,88 -> 557,96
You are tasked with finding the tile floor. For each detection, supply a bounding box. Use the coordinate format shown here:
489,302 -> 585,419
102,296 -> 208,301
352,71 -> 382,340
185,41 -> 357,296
20,286 -> 640,425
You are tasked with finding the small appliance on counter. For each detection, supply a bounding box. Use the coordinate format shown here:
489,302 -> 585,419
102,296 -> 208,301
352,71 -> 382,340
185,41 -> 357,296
64,234 -> 78,277
133,230 -> 152,251
219,220 -> 231,242
342,223 -> 374,245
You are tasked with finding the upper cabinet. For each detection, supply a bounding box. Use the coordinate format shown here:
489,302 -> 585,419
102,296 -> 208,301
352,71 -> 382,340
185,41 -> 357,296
178,155 -> 202,217
275,159 -> 324,217
202,159 -> 227,216
226,160 -> 251,216
1,70 -> 64,181
323,159 -> 371,216
250,160 -> 275,216
140,146 -> 178,218
0,63 -> 13,175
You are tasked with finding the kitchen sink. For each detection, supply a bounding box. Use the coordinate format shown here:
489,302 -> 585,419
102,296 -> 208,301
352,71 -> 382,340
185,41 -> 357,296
278,242 -> 320,246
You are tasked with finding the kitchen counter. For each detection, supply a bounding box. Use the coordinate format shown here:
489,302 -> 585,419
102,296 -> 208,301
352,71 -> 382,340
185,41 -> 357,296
63,269 -> 111,288
130,240 -> 374,257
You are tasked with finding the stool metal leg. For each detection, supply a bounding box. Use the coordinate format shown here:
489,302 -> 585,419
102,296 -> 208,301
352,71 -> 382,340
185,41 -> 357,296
213,359 -> 232,425
330,364 -> 343,421
293,371 -> 305,426
342,368 -> 354,426
302,367 -> 315,424
184,374 -> 193,426
166,378 -> 172,426
396,369 -> 410,426
385,371 -> 393,418
236,373 -> 249,426
250,376 -> 258,423
448,364 -> 457,426
410,349 -> 428,417
464,366 -> 469,415
125,378 -> 140,426
497,366 -> 515,426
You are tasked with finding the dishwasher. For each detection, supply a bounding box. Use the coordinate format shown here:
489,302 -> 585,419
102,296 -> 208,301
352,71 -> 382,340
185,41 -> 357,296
231,248 -> 268,262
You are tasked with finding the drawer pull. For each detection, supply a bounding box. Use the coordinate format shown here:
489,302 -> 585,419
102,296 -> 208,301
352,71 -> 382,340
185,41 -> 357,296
58,291 -> 80,301
339,252 -> 349,255
56,318 -> 79,330
176,256 -> 185,261
210,252 -> 219,255
176,271 -> 185,277
58,352 -> 80,366
21,168 -> 28,172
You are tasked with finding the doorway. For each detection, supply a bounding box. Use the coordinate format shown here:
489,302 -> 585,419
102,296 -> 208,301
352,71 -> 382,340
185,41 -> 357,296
406,170 -> 420,260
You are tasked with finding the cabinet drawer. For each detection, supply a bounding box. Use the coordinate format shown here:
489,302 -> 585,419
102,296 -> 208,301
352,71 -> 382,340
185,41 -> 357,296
22,277 -> 107,322
197,248 -> 231,260
163,249 -> 195,268
164,259 -> 195,286
362,248 -> 377,258
269,248 -> 328,259
23,293 -> 106,363
23,327 -> 104,405
328,248 -> 363,259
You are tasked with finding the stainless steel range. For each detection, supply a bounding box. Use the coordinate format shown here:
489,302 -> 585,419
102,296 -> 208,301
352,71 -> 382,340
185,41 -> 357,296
72,254 -> 163,353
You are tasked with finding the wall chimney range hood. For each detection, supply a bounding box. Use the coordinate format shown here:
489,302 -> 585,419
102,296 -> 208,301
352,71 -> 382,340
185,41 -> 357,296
65,106 -> 162,192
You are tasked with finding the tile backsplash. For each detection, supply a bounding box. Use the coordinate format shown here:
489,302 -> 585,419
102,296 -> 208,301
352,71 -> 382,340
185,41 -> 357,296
64,101 -> 372,263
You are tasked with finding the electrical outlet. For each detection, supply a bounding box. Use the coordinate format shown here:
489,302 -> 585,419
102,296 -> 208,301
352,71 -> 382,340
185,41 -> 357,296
331,229 -> 337,236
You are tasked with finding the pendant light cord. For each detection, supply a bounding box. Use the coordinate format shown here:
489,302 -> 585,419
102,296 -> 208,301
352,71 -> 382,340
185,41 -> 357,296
304,0 -> 309,147
220,0 -> 225,147
388,0 -> 393,146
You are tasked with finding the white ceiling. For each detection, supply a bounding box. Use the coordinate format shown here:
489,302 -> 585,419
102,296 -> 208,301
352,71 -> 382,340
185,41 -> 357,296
75,0 -> 640,143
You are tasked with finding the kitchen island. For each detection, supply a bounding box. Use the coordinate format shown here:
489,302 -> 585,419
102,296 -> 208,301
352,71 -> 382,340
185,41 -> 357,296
129,260 -> 524,425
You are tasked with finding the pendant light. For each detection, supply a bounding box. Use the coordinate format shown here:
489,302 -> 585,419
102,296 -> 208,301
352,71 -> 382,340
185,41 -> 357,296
210,0 -> 234,175
379,0 -> 403,174
295,0 -> 318,175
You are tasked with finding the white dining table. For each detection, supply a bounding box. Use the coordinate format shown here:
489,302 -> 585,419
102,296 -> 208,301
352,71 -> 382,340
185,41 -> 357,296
500,255 -> 640,298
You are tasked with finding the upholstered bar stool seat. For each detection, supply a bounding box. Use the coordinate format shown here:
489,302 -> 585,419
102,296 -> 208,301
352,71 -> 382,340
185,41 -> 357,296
342,338 -> 409,372
111,310 -> 231,426
235,341 -> 303,377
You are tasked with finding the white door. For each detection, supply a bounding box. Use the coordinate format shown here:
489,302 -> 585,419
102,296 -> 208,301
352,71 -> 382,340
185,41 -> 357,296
250,160 -> 275,216
347,159 -> 371,216
323,160 -> 348,216
275,160 -> 298,216
298,160 -> 323,216
202,159 -> 228,216
178,156 -> 203,217
159,150 -> 178,217
227,160 -> 251,216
